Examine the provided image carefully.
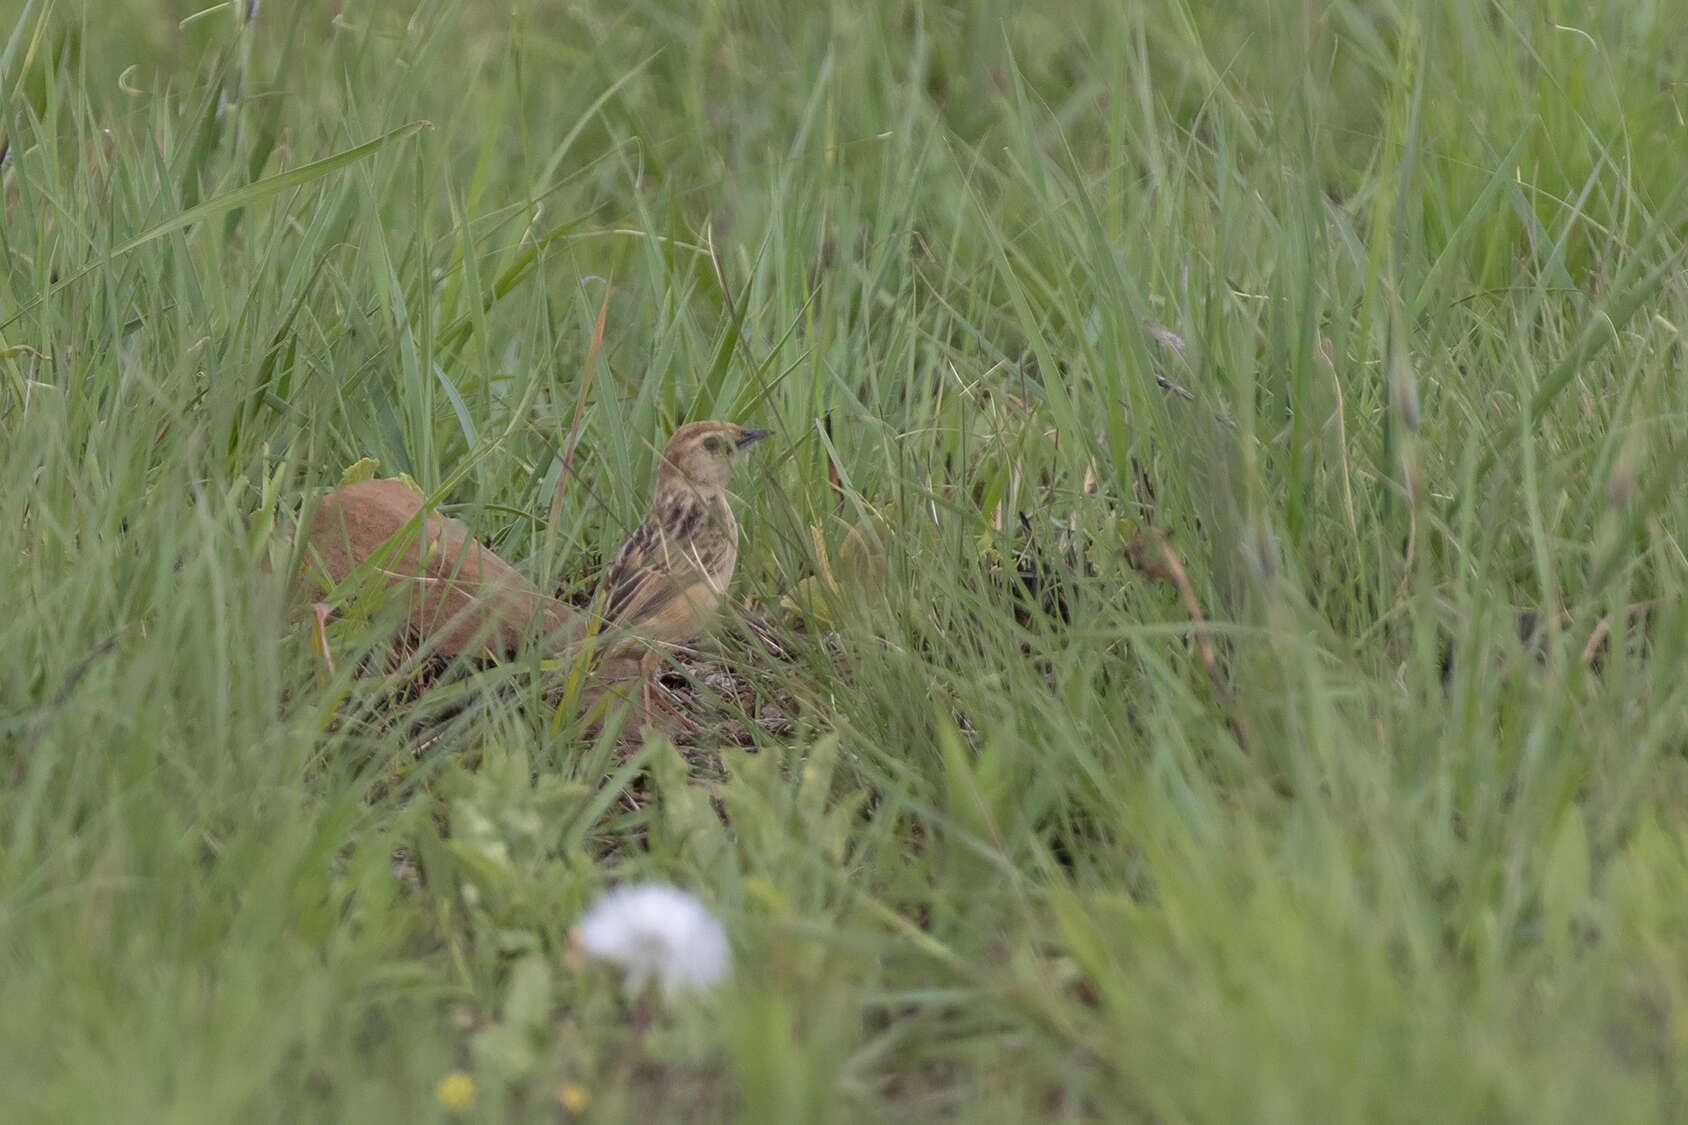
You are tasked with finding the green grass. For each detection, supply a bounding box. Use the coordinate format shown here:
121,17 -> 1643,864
5,0 -> 1688,1120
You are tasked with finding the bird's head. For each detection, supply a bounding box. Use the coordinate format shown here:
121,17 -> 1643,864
657,420 -> 770,492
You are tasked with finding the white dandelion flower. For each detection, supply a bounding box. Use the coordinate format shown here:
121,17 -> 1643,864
572,883 -> 730,997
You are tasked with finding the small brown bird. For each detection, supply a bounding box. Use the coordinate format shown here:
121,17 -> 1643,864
593,420 -> 771,721
297,420 -> 768,728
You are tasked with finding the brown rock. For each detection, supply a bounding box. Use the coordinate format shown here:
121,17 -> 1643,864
298,479 -> 579,659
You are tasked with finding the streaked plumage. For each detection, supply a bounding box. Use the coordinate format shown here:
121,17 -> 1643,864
603,489 -> 736,628
593,420 -> 770,722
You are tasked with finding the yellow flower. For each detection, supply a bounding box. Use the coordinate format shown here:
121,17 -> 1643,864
556,1083 -> 590,1113
436,1070 -> 476,1112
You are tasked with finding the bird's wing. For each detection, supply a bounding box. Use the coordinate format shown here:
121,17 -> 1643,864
601,521 -> 736,641
602,518 -> 663,624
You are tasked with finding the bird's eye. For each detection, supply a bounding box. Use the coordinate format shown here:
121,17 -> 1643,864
703,436 -> 725,455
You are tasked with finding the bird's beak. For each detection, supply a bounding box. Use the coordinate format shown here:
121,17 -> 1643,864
735,428 -> 772,448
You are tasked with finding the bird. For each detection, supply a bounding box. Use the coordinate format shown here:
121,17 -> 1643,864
297,420 -> 770,729
590,420 -> 771,723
